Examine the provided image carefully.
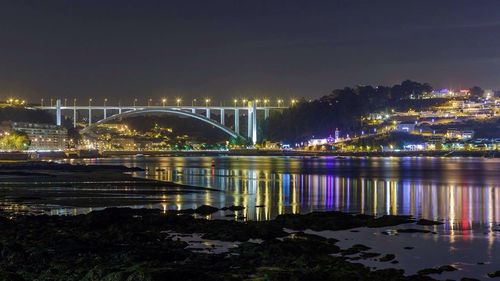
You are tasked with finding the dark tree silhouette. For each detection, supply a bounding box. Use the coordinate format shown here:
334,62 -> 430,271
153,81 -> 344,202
263,80 -> 434,143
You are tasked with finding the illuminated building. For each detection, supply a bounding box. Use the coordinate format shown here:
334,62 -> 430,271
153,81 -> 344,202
445,129 -> 474,140
308,135 -> 335,146
9,122 -> 67,150
395,122 -> 416,132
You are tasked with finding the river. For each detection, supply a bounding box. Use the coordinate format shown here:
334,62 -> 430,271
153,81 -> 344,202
74,155 -> 500,228
7,155 -> 500,279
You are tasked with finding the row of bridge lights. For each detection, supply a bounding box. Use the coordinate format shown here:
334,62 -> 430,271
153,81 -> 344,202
41,98 -> 298,107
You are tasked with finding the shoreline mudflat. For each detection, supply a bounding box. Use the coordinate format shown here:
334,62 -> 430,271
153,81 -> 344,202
0,207 -> 451,281
0,162 -> 212,215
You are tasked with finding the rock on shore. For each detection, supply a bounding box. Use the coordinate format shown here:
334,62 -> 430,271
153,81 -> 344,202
0,207 -> 436,281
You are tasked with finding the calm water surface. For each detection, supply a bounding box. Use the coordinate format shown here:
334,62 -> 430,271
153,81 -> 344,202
78,156 -> 500,229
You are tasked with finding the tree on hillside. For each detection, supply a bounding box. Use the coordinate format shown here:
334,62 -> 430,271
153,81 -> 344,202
469,86 -> 484,98
0,131 -> 30,150
262,80 -> 435,143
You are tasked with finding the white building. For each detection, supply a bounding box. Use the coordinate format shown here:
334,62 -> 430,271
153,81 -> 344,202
9,122 -> 68,150
395,122 -> 416,133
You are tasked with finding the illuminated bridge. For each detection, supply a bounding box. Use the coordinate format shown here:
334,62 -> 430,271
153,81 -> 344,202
34,99 -> 286,144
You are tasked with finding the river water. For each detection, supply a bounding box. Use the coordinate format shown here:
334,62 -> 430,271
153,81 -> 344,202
78,155 -> 500,227
12,156 -> 500,279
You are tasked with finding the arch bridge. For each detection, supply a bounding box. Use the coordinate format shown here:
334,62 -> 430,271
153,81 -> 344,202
34,99 -> 286,144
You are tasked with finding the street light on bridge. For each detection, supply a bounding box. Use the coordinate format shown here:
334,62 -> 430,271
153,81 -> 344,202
233,99 -> 238,107
133,98 -> 138,107
291,99 -> 297,106
162,98 -> 167,107
176,98 -> 182,106
192,98 -> 197,106
41,98 -> 44,107
205,98 -> 211,107
242,99 -> 247,106
277,99 -> 283,107
148,98 -> 152,107
263,99 -> 269,106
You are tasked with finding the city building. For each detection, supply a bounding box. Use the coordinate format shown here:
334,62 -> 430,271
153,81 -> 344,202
6,122 -> 68,150
308,135 -> 335,146
395,122 -> 416,133
445,129 -> 474,140
264,141 -> 281,149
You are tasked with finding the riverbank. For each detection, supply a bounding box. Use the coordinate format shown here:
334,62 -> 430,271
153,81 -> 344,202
102,149 -> 498,158
1,149 -> 498,160
0,206 -> 478,281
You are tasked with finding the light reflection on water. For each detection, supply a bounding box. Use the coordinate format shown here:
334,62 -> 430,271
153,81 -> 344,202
80,156 -> 500,230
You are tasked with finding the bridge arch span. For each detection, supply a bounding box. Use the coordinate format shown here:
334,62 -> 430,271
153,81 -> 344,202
80,108 -> 243,139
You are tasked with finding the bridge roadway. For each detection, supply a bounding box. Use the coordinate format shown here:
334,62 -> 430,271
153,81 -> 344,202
34,100 -> 285,144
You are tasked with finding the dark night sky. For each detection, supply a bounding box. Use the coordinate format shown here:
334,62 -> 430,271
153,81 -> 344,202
1,0 -> 500,103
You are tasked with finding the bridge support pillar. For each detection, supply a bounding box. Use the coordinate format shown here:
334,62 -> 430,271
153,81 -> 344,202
88,107 -> 92,126
247,101 -> 257,144
56,99 -> 62,126
264,109 -> 269,120
206,108 -> 210,119
73,107 -> 77,128
119,107 -> 122,114
252,102 -> 257,144
234,109 -> 239,134
247,107 -> 252,140
220,108 -> 225,125
104,107 -> 107,119
191,108 -> 196,114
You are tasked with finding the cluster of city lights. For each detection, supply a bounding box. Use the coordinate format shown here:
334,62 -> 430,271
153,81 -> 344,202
5,98 -> 26,106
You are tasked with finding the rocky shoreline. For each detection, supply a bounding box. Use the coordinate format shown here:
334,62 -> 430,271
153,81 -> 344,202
0,207 -> 482,281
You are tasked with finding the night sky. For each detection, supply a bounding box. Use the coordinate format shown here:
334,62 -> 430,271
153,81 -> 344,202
1,0 -> 500,103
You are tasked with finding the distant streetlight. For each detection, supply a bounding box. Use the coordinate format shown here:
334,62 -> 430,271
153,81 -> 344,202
277,99 -> 283,107
41,98 -> 44,107
291,99 -> 297,106
263,99 -> 269,106
50,98 -> 53,107
192,98 -> 197,106
89,98 -> 92,106
148,98 -> 152,106
242,99 -> 247,106
176,98 -> 182,106
104,98 -> 107,107
133,98 -> 138,107
64,98 -> 67,107
205,98 -> 211,107
162,98 -> 167,107
234,99 -> 238,107
73,98 -> 77,106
